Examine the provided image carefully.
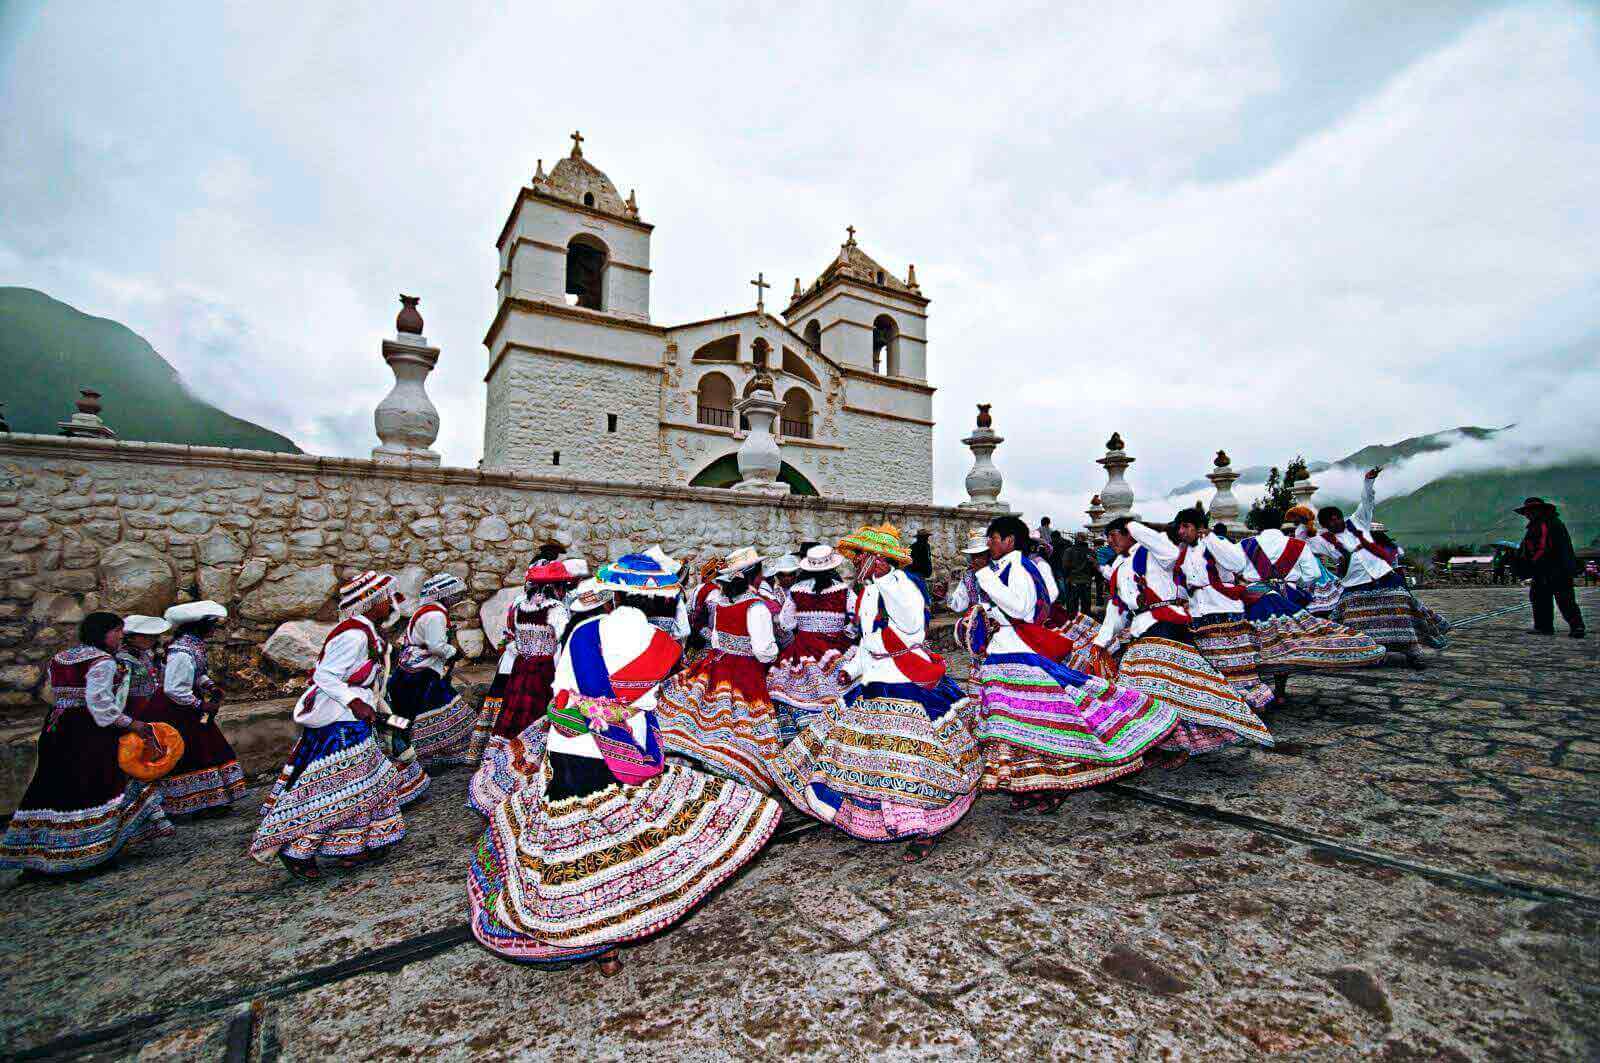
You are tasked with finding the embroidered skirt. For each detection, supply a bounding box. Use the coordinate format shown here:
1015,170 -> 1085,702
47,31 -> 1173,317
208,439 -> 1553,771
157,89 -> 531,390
467,758 -> 781,963
134,693 -> 248,814
467,722 -> 548,818
772,685 -> 981,840
467,655 -> 556,765
1243,593 -> 1387,674
1188,615 -> 1275,711
389,668 -> 476,768
1116,636 -> 1272,754
0,708 -> 174,873
1334,574 -> 1451,651
975,651 -> 1177,788
654,651 -> 781,792
251,721 -> 406,863
766,632 -> 853,741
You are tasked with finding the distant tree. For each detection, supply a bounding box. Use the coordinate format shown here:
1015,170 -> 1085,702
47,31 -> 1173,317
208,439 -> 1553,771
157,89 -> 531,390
1246,456 -> 1309,531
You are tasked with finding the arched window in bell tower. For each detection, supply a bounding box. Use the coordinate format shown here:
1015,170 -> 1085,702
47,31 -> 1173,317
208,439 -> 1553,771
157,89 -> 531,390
751,338 -> 771,370
872,314 -> 899,376
803,320 -> 821,352
565,235 -> 608,310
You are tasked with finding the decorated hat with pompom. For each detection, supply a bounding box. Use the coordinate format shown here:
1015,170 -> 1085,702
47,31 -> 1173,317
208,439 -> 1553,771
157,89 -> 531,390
837,523 -> 911,566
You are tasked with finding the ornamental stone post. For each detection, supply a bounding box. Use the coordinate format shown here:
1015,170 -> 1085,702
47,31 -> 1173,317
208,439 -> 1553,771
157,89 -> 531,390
1206,449 -> 1246,534
373,294 -> 442,466
58,389 -> 116,438
1085,494 -> 1106,536
1096,432 -> 1138,521
960,404 -> 1009,510
733,371 -> 790,495
1289,471 -> 1318,510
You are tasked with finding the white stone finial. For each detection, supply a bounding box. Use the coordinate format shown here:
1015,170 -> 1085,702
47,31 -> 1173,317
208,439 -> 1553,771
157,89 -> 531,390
732,372 -> 790,495
1096,431 -> 1139,521
960,404 -> 1009,510
373,294 -> 442,467
1206,448 -> 1246,534
1086,494 -> 1106,535
59,388 -> 115,439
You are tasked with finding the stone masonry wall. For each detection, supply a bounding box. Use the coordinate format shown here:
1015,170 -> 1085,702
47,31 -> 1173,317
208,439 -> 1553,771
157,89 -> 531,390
0,434 -> 1001,716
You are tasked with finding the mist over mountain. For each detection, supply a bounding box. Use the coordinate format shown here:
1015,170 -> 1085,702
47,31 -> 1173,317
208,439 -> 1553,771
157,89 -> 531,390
0,288 -> 299,453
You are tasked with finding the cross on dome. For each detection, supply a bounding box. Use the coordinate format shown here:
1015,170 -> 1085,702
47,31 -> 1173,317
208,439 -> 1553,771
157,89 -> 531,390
570,130 -> 584,157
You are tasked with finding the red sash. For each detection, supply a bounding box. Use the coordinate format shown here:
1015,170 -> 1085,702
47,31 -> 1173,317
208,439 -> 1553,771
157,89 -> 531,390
406,602 -> 450,642
1247,536 -> 1307,580
1109,551 -> 1190,626
874,620 -> 948,687
317,618 -> 381,686
1175,544 -> 1249,602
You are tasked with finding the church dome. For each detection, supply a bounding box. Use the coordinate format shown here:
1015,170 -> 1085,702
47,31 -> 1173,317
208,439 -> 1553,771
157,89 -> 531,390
534,132 -> 638,220
787,227 -> 925,314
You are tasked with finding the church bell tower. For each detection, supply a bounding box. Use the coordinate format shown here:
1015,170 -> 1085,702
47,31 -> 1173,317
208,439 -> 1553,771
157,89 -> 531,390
482,133 -> 667,480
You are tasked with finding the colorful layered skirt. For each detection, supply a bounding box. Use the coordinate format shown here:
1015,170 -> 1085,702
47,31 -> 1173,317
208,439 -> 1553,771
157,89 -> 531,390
1334,573 -> 1451,651
467,655 -> 555,765
467,721 -> 548,818
468,751 -> 781,963
132,693 -> 248,815
388,666 -> 475,768
654,651 -> 781,792
1244,590 -> 1387,673
1117,634 -> 1272,756
772,680 -> 981,840
766,631 -> 853,742
1188,614 -> 1275,711
0,708 -> 174,874
251,720 -> 406,863
974,650 -> 1177,793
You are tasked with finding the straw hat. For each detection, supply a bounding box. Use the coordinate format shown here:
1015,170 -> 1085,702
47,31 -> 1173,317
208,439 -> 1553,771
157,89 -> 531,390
565,578 -> 615,614
722,547 -> 763,575
763,554 -> 801,577
798,545 -> 843,572
164,600 -> 228,626
123,615 -> 172,637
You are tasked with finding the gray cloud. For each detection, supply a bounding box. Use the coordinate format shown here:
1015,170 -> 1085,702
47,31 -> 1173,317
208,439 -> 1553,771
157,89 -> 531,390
1,1 -> 1595,523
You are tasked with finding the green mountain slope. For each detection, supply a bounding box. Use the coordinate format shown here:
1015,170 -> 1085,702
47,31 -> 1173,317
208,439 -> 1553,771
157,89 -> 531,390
1374,464 -> 1600,550
0,287 -> 299,452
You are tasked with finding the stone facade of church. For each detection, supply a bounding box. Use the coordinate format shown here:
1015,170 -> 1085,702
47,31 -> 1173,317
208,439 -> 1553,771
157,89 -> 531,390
482,136 -> 935,503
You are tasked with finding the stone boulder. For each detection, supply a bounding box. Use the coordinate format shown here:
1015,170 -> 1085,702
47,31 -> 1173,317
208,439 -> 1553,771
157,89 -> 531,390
98,541 -> 177,617
262,620 -> 335,673
457,628 -> 486,660
479,587 -> 522,650
391,565 -> 428,615
240,564 -> 337,623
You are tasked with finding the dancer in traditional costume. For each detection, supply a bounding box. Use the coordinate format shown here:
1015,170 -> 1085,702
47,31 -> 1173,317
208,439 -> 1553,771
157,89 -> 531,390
774,528 -> 979,860
1284,505 -> 1345,616
251,572 -> 410,880
468,598 -> 781,973
466,560 -> 582,765
1235,527 -> 1386,693
466,578 -> 614,817
0,613 -> 174,875
654,547 -> 782,791
388,574 -> 475,768
761,553 -> 800,649
118,614 -> 170,720
768,545 -> 858,741
1308,468 -> 1449,667
1159,510 -> 1277,711
1090,518 -> 1270,764
963,517 -> 1177,812
136,601 -> 248,816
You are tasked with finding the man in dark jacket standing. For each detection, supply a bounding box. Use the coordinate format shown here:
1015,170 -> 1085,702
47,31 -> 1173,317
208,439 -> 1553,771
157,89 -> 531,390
908,530 -> 933,580
1517,498 -> 1585,638
1063,533 -> 1097,616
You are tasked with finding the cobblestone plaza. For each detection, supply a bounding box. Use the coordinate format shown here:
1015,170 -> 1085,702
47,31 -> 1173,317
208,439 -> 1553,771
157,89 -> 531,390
3,588 -> 1596,1060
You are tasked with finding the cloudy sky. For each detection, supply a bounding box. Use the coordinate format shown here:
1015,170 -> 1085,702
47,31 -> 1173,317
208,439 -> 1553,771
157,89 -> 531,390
2,1 -> 1596,522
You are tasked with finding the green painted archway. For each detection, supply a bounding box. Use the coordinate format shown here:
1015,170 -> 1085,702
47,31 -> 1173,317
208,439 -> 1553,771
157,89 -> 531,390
689,454 -> 819,496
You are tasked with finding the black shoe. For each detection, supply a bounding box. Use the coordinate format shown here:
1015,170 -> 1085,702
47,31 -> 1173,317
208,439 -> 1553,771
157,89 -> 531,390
1572,629 -> 1587,639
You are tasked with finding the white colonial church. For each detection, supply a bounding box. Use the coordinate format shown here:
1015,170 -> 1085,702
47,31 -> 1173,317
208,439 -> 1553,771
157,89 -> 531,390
482,134 -> 936,503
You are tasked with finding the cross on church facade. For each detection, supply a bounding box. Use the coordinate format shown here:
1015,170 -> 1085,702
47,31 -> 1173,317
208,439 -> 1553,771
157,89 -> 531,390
750,271 -> 770,312
570,130 -> 584,156
846,225 -> 856,244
